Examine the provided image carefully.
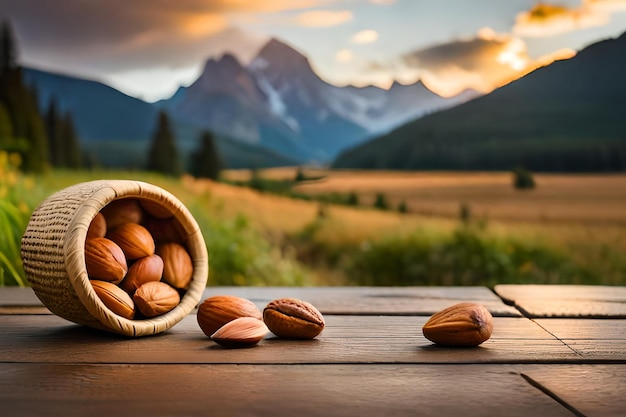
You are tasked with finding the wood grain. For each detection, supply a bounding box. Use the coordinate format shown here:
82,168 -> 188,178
494,285 -> 626,318
521,364 -> 626,417
0,286 -> 522,316
202,286 -> 522,316
0,315 -> 578,364
0,364 -> 576,417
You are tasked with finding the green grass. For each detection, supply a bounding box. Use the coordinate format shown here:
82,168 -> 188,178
1,160 -> 624,287
0,162 -> 312,287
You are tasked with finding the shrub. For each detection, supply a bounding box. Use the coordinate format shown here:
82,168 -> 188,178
345,226 -> 598,287
373,192 -> 389,210
513,166 -> 536,190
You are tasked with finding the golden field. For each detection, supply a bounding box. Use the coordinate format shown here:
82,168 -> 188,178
220,167 -> 626,257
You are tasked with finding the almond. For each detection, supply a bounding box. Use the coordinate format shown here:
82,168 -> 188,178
156,242 -> 193,290
263,298 -> 325,339
197,295 -> 262,337
210,317 -> 268,348
422,303 -> 493,347
145,217 -> 185,244
86,212 -> 107,239
101,198 -> 144,231
107,223 -> 155,260
139,199 -> 173,219
91,280 -> 135,320
120,254 -> 164,294
84,237 -> 128,283
133,281 -> 180,318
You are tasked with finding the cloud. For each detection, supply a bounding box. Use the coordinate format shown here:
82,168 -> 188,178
513,2 -> 609,37
368,0 -> 396,5
1,0 -> 325,74
351,29 -> 379,44
294,10 -> 353,27
335,49 -> 354,63
397,28 -> 574,97
585,0 -> 626,12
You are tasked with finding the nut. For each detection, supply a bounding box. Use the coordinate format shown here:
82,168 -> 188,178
120,254 -> 164,294
87,212 -> 107,239
210,317 -> 268,348
422,303 -> 493,347
140,199 -> 173,219
84,237 -> 128,283
107,223 -> 155,260
156,242 -> 193,290
145,217 -> 184,244
91,280 -> 135,320
101,198 -> 144,231
197,295 -> 262,337
263,298 -> 325,339
133,281 -> 180,318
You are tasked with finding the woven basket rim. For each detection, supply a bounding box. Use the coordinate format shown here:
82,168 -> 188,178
63,180 -> 208,336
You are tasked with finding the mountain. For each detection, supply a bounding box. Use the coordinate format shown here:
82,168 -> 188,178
249,39 -> 370,160
159,53 -> 311,161
333,32 -> 626,172
23,67 -> 158,142
23,36 -> 478,169
23,67 -> 297,169
160,38 -> 473,163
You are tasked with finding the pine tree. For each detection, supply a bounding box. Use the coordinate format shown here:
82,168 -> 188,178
60,111 -> 82,168
0,20 -> 18,74
0,102 -> 14,148
0,19 -> 49,172
146,110 -> 182,176
190,129 -> 222,180
46,98 -> 62,166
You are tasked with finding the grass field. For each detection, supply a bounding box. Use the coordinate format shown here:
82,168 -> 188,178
2,156 -> 625,287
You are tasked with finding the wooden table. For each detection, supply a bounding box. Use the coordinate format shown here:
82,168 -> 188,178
1,285 -> 624,417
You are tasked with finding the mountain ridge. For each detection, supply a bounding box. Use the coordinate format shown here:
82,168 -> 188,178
333,32 -> 626,172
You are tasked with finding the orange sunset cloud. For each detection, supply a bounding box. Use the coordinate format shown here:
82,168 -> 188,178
399,29 -> 576,97
513,2 -> 609,37
294,10 -> 353,27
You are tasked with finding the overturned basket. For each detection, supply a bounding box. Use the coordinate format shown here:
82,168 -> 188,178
21,180 -> 209,337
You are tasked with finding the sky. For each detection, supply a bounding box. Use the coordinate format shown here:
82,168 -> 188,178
1,0 -> 625,102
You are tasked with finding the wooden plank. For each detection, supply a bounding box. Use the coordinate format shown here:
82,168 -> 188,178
0,363 -> 575,417
521,364 -> 626,417
0,315 -> 578,364
494,285 -> 626,318
0,286 -> 521,316
533,319 -> 626,359
0,287 -> 45,307
202,286 -> 522,316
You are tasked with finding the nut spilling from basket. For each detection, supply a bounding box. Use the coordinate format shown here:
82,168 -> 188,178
85,198 -> 193,320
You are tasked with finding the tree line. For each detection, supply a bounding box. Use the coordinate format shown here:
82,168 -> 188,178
0,19 -> 222,180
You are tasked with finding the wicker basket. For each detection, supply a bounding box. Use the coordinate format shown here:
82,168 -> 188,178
20,180 -> 209,337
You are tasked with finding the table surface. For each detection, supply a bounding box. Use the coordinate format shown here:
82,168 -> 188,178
1,285 -> 624,417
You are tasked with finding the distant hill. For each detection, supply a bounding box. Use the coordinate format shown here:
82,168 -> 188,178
23,67 -> 158,142
22,67 -> 297,169
333,32 -> 626,172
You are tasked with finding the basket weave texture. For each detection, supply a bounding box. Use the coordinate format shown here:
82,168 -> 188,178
21,180 -> 209,337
